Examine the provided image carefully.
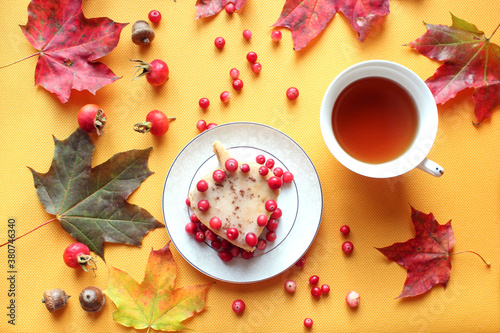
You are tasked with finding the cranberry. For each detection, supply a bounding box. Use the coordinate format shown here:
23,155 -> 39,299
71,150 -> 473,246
273,167 -> 283,177
199,98 -> 210,109
271,208 -> 282,219
230,246 -> 241,257
220,239 -> 232,250
266,231 -> 277,242
308,275 -> 319,285
245,233 -> 257,247
246,51 -> 258,63
194,231 -> 206,243
266,218 -> 279,232
232,79 -> 243,90
242,29 -> 252,40
198,223 -> 208,232
342,241 -> 354,254
230,68 -> 240,79
321,284 -> 330,294
220,91 -> 231,103
282,171 -> 294,183
295,256 -> 306,267
286,87 -> 299,100
225,2 -> 235,14
185,222 -> 197,235
346,291 -> 360,308
209,216 -> 222,229
340,225 -> 350,235
311,286 -> 322,298
271,30 -> 282,42
265,158 -> 275,169
240,163 -> 250,173
196,119 -> 207,132
256,155 -> 266,164
213,169 -> 226,182
256,239 -> 267,251
148,10 -> 162,24
205,229 -> 217,242
190,214 -> 200,223
225,158 -> 238,172
226,227 -> 239,240
211,239 -> 222,250
241,250 -> 254,259
232,299 -> 245,314
218,250 -> 233,262
304,318 -> 313,328
265,199 -> 277,212
198,200 -> 210,212
196,180 -> 209,192
285,280 -> 297,293
185,197 -> 191,206
206,123 -> 218,129
268,176 -> 282,190
251,62 -> 262,74
214,37 -> 225,49
258,166 -> 269,176
256,214 -> 268,227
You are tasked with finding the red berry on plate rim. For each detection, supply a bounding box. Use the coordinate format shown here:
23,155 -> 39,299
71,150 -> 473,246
199,223 -> 208,232
282,171 -> 294,183
256,214 -> 268,227
340,225 -> 351,235
243,29 -> 252,40
308,275 -> 319,285
266,218 -> 279,232
230,68 -> 240,79
245,233 -> 257,247
266,231 -> 277,242
251,62 -> 262,74
265,199 -> 277,212
259,166 -> 269,176
232,78 -> 243,90
198,200 -> 210,212
271,207 -> 282,219
205,229 -> 217,241
220,91 -> 231,103
211,239 -> 222,250
134,110 -> 175,136
232,299 -> 245,314
304,318 -> 313,328
271,30 -> 282,42
190,213 -> 200,223
256,155 -> 266,164
196,119 -> 207,132
240,163 -> 250,173
273,167 -> 283,177
227,228 -> 239,240
210,216 -> 222,229
218,250 -> 233,262
246,51 -> 258,63
131,59 -> 169,86
256,239 -> 267,251
213,169 -> 226,182
285,280 -> 297,293
225,158 -> 238,172
199,98 -> 210,109
225,2 -> 235,14
265,158 -> 275,169
346,291 -> 360,308
185,222 -> 197,235
78,104 -> 106,136
295,256 -> 306,267
268,176 -> 282,190
311,286 -> 322,298
194,231 -> 206,242
197,180 -> 209,192
286,87 -> 299,100
185,197 -> 191,206
342,241 -> 354,254
214,37 -> 225,49
241,250 -> 254,259
63,243 -> 96,272
148,10 -> 161,24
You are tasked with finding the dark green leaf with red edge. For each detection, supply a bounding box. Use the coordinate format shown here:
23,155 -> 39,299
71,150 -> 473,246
409,14 -> 500,124
272,0 -> 390,51
196,0 -> 248,19
105,242 -> 212,331
20,0 -> 128,103
29,129 -> 163,259
376,207 -> 455,298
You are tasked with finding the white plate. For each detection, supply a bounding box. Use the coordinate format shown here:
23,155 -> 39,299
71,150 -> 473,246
162,122 -> 323,283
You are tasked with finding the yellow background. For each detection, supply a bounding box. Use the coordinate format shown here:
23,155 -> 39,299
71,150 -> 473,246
1,0 -> 500,332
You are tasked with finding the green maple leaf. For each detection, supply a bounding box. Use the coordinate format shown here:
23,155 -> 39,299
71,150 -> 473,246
105,242 -> 212,331
29,128 -> 163,258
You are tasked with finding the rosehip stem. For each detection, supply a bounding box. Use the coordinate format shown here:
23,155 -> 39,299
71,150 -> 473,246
449,250 -> 491,266
0,52 -> 41,69
0,217 -> 57,247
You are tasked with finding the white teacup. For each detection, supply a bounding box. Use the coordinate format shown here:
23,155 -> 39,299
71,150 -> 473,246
320,60 -> 443,178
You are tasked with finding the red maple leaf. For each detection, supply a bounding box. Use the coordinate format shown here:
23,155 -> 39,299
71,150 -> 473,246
409,14 -> 500,124
195,0 -> 248,19
272,0 -> 390,51
376,207 -> 455,298
18,0 -> 128,103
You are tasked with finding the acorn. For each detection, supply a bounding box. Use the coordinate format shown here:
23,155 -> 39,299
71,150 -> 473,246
79,286 -> 105,313
131,20 -> 155,45
42,289 -> 70,313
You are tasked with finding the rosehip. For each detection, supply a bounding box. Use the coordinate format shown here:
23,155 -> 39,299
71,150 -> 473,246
63,243 -> 94,270
134,110 -> 174,136
78,104 -> 106,136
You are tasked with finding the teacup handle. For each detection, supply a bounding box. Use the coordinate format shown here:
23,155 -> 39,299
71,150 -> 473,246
417,158 -> 444,177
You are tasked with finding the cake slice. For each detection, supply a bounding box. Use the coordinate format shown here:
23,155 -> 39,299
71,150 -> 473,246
189,141 -> 280,252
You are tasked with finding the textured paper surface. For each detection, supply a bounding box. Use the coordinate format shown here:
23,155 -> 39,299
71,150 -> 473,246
0,1 -> 499,332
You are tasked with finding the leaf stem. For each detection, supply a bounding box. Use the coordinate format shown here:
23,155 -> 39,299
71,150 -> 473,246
449,250 -> 491,266
0,217 -> 57,247
0,52 -> 40,69
488,22 -> 500,40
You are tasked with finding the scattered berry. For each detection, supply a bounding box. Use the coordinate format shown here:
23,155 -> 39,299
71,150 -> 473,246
205,229 -> 217,241
199,98 -> 210,109
311,286 -> 322,298
206,122 -> 218,129
308,275 -> 319,285
321,284 -> 330,294
242,29 -> 252,40
273,167 -> 284,177
256,155 -> 266,164
246,51 -> 258,63
148,10 -> 162,24
295,256 -> 306,267
240,163 -> 250,173
282,171 -> 294,183
266,218 -> 279,232
230,68 -> 240,79
185,197 -> 191,206
220,91 -> 231,103
213,169 -> 226,182
346,291 -> 360,308
245,233 -> 258,247
197,180 -> 209,192
232,299 -> 245,314
232,78 -> 243,90
196,119 -> 207,132
194,231 -> 206,243
185,222 -> 197,235
304,318 -> 313,328
256,239 -> 267,251
340,225 -> 350,235
134,110 -> 174,136
241,250 -> 254,259
211,239 -> 222,250
258,166 -> 269,176
265,199 -> 277,212
286,87 -> 299,100
251,62 -> 262,74
266,231 -> 277,242
285,280 -> 297,293
218,250 -> 233,262
78,104 -> 106,136
209,216 -> 222,229
198,200 -> 210,212
271,208 -> 282,219
225,158 -> 238,172
225,2 -> 235,14
342,241 -> 354,254
214,37 -> 225,49
256,214 -> 268,227
226,227 -> 239,240
271,30 -> 282,42
190,213 -> 200,223
268,176 -> 282,190
265,159 -> 275,169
